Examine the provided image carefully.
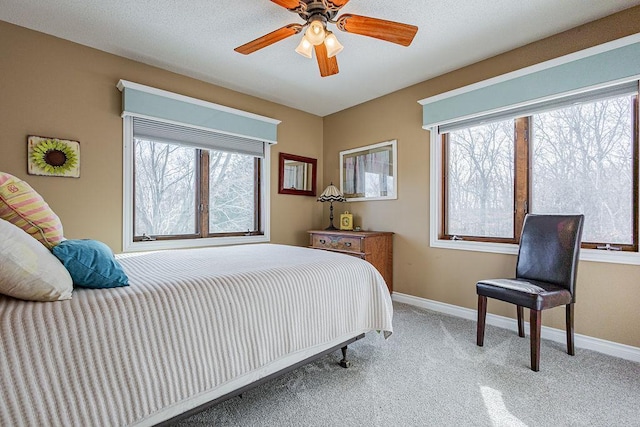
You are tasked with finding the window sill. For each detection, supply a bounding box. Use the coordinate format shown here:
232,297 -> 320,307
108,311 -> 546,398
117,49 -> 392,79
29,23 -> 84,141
123,234 -> 269,253
430,238 -> 640,266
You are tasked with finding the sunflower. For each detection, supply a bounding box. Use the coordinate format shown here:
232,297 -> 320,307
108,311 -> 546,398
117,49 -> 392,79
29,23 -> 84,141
30,139 -> 78,175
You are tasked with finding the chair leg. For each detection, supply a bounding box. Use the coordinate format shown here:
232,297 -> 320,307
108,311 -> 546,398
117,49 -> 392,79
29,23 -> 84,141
530,309 -> 541,372
517,306 -> 525,337
566,303 -> 575,356
477,295 -> 487,346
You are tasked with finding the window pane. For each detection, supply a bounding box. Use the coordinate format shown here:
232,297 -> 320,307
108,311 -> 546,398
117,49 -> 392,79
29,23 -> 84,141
134,139 -> 197,236
209,150 -> 256,233
531,95 -> 634,244
446,120 -> 515,238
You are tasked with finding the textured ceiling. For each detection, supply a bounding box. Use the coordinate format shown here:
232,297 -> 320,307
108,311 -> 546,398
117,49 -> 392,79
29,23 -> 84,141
1,0 -> 639,116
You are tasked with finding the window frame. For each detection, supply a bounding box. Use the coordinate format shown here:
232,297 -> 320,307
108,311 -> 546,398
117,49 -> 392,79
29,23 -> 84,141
122,116 -> 270,252
430,90 -> 640,265
440,117 -> 530,244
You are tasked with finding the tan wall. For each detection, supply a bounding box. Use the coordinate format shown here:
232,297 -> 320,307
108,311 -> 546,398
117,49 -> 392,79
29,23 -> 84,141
323,6 -> 640,347
0,20 -> 324,251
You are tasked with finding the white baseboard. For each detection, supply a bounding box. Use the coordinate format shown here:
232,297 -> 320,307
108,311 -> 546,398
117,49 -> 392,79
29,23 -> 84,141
392,292 -> 640,364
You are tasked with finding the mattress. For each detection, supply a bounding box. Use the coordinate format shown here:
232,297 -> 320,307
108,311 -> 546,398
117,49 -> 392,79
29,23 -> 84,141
0,244 -> 393,426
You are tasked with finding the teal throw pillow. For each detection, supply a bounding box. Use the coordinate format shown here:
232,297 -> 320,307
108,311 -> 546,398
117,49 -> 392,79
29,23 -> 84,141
52,239 -> 129,288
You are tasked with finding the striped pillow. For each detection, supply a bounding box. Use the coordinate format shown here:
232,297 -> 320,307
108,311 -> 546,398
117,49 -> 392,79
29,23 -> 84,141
0,172 -> 65,249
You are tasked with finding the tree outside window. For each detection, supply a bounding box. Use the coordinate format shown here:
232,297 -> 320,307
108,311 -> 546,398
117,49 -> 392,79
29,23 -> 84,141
134,139 -> 261,241
441,93 -> 638,251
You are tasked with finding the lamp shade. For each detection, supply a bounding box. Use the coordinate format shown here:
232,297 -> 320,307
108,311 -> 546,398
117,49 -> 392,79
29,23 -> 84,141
317,183 -> 346,202
295,36 -> 313,58
324,32 -> 343,58
305,20 -> 326,46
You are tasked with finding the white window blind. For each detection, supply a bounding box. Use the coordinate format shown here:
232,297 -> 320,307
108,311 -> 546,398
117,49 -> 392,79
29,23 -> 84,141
133,117 -> 265,157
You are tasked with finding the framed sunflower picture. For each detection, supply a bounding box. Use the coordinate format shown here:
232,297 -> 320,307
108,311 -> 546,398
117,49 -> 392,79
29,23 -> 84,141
27,136 -> 80,178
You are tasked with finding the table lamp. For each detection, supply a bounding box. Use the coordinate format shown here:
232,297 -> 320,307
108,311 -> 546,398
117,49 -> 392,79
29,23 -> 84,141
317,182 -> 346,230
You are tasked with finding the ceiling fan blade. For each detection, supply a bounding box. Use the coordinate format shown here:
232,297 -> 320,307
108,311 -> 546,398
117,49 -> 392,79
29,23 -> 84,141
235,24 -> 303,55
336,14 -> 418,47
314,43 -> 339,77
270,0 -> 301,10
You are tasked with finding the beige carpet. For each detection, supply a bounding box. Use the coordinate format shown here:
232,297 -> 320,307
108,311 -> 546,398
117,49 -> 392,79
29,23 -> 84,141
176,302 -> 640,426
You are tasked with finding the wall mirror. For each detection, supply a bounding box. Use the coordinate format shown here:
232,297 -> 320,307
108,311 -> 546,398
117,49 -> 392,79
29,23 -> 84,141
340,140 -> 397,201
278,152 -> 317,196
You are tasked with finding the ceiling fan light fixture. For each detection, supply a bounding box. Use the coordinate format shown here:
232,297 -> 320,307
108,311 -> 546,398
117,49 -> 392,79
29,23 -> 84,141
233,2 -> 419,78
305,20 -> 326,45
295,36 -> 313,59
324,32 -> 343,58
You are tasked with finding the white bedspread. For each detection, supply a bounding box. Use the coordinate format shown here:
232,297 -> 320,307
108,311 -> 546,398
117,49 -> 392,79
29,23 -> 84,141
0,244 -> 393,426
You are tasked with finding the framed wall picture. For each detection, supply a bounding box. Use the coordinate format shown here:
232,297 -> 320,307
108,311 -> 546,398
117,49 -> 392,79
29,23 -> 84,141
27,135 -> 80,178
340,140 -> 397,201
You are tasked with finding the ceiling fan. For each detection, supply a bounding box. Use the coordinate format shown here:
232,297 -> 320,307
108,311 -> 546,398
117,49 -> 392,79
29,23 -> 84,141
234,0 -> 418,77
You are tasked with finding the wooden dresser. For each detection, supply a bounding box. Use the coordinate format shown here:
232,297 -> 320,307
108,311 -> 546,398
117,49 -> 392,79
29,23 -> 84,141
307,230 -> 393,294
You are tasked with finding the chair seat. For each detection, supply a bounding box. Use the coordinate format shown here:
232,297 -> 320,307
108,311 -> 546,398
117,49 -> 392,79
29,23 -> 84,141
477,278 -> 572,311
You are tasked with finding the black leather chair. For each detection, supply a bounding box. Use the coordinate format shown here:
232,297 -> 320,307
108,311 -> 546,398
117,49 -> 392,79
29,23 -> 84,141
476,214 -> 584,371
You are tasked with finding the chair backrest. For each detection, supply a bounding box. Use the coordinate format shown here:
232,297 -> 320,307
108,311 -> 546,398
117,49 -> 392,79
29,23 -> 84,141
516,214 -> 584,298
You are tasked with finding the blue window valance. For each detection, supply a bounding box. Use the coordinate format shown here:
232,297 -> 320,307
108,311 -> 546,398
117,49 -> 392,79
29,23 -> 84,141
117,80 -> 280,144
419,35 -> 640,129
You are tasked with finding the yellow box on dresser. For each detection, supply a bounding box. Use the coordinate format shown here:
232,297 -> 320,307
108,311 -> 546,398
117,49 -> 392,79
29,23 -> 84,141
307,230 -> 393,294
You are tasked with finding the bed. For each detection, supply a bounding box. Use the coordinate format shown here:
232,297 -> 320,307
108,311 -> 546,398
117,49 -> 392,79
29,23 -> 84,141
0,243 -> 393,426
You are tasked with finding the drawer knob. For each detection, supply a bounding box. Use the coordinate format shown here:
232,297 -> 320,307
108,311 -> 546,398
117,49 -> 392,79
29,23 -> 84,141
319,239 -> 326,244
345,242 -> 352,247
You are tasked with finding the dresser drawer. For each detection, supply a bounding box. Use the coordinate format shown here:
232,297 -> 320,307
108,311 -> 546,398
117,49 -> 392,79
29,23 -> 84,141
307,230 -> 393,294
311,233 -> 362,253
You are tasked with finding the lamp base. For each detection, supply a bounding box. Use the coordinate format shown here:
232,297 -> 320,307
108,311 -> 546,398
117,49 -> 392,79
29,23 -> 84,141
325,201 -> 339,231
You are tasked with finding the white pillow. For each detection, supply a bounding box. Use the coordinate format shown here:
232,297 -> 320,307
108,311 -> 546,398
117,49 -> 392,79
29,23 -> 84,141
0,219 -> 73,301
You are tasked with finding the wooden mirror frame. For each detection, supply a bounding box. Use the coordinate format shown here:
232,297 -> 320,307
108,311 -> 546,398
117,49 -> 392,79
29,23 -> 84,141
278,152 -> 317,196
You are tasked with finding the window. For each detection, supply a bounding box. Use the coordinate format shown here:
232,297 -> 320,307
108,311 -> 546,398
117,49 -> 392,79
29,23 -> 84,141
207,150 -> 258,234
444,119 -> 516,241
438,84 -> 639,253
530,99 -> 635,247
134,139 -> 260,240
134,139 -> 198,237
118,80 -> 278,252
123,116 -> 270,251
